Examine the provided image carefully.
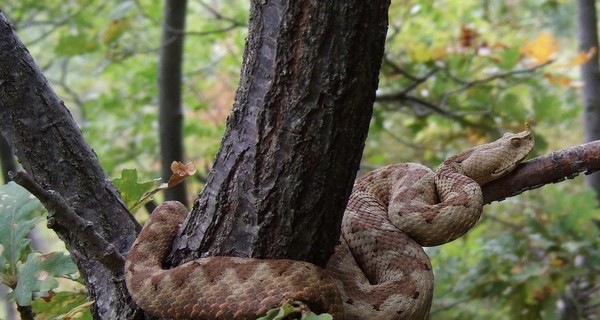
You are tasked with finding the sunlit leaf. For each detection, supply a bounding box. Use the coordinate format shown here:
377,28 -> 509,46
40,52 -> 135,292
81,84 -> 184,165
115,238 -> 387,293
555,46 -> 597,67
55,33 -> 99,56
521,32 -> 558,64
544,73 -> 572,87
497,46 -> 521,70
102,19 -> 131,45
408,43 -> 446,62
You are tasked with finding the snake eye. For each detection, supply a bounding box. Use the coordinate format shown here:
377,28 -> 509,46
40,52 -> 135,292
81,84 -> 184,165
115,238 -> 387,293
511,138 -> 522,148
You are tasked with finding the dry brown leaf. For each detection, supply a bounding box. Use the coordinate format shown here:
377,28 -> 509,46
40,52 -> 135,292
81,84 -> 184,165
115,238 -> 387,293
167,161 -> 197,187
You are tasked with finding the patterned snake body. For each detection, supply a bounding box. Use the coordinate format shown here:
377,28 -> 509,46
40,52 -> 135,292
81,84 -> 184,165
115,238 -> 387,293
125,128 -> 534,319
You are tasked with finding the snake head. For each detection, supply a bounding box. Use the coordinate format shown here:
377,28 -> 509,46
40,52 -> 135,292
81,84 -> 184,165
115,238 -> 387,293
449,125 -> 535,185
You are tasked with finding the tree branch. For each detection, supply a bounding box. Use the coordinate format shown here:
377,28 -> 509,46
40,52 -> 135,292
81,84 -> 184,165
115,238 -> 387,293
377,93 -> 484,128
483,140 -> 600,204
0,12 -> 140,319
11,171 -> 126,274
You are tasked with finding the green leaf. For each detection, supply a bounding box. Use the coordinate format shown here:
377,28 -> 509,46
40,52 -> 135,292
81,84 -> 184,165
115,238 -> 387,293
55,33 -> 99,56
256,300 -> 333,320
532,93 -> 563,122
31,291 -> 92,320
108,0 -> 135,20
304,313 -> 333,320
497,46 -> 521,70
9,252 -> 78,306
112,169 -> 160,211
0,182 -> 45,282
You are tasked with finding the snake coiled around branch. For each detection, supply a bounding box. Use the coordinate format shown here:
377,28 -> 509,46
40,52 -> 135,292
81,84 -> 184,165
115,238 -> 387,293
125,127 -> 534,319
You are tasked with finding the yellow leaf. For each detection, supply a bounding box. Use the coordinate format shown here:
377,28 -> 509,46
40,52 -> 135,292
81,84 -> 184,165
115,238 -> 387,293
556,46 -> 597,67
521,33 -> 558,64
550,257 -> 565,267
408,43 -> 446,62
544,73 -> 572,87
102,19 -> 130,45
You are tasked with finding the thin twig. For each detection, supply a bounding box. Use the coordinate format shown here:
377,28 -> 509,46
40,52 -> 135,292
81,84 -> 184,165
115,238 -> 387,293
377,93 -> 485,128
439,60 -> 552,106
443,60 -> 552,87
22,0 -> 98,46
381,57 -> 421,81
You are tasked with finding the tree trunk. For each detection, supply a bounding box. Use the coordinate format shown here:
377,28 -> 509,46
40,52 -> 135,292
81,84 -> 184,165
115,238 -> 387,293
168,0 -> 391,268
578,0 -> 600,202
159,0 -> 189,206
0,13 -> 142,319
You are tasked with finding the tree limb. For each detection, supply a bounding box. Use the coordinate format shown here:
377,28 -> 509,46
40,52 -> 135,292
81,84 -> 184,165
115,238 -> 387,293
11,171 -> 126,274
0,12 -> 141,319
483,140 -> 600,204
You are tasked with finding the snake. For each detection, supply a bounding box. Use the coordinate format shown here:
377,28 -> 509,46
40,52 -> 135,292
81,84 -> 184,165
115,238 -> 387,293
124,127 -> 534,319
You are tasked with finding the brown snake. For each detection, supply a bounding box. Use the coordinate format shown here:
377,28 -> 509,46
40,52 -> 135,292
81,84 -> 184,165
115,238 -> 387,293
125,128 -> 534,319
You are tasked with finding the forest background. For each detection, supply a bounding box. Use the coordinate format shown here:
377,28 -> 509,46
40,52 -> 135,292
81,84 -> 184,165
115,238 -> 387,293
1,0 -> 599,319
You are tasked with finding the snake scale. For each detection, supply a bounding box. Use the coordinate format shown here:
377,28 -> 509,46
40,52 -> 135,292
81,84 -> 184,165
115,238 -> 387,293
125,127 -> 534,319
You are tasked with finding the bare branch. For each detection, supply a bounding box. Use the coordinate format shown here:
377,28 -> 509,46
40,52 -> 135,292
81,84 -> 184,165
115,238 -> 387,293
381,56 -> 422,81
482,140 -> 600,204
377,93 -> 484,128
440,61 -> 552,88
20,0 -> 98,46
440,61 -> 553,105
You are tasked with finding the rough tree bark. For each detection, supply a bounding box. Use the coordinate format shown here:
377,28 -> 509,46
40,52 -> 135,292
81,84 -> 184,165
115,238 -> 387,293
578,0 -> 600,202
0,13 -> 142,319
159,0 -> 189,206
168,0 -> 392,267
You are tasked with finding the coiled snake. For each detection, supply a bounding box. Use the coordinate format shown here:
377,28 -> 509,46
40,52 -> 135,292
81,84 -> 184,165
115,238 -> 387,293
125,127 -> 534,319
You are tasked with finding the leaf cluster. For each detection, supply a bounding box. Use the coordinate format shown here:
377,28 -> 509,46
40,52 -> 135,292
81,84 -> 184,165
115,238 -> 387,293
0,182 -> 90,319
430,183 -> 600,319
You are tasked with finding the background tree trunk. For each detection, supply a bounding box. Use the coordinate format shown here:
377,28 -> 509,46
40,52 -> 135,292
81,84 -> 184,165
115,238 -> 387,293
159,0 -> 189,206
566,1 -> 600,319
168,0 -> 391,267
578,0 -> 600,201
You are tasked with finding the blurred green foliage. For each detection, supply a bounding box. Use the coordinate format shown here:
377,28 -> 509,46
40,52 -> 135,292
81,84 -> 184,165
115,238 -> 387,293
2,0 -> 599,318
